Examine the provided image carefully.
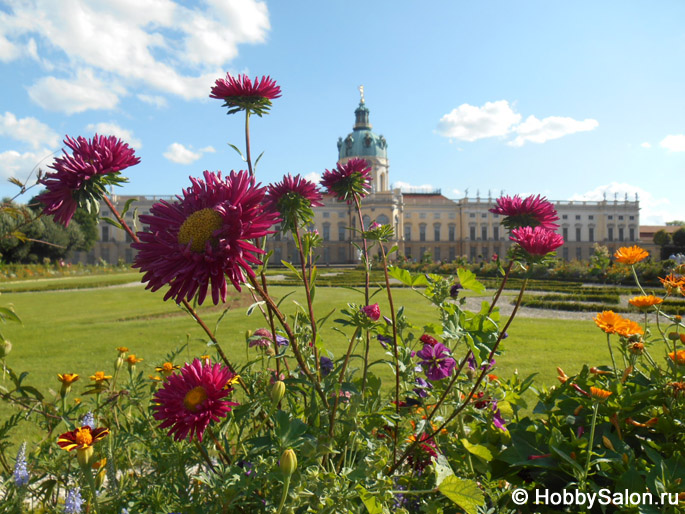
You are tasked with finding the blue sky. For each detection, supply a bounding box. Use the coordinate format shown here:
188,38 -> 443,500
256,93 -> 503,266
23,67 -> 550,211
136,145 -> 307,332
1,0 -> 684,224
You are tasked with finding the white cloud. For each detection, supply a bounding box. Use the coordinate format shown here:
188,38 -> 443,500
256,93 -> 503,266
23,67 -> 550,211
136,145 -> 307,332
163,143 -> 215,164
304,172 -> 320,184
0,112 -> 59,150
437,100 -> 598,147
568,182 -> 679,225
28,69 -> 123,114
393,181 -> 437,192
0,147 -> 56,181
659,134 -> 685,152
640,142 -> 651,148
508,115 -> 598,147
3,0 -> 270,113
137,94 -> 168,109
436,100 -> 521,141
85,122 -> 142,148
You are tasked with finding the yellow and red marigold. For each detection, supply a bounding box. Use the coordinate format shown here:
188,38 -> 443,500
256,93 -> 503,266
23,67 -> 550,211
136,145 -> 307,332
57,425 -> 109,466
614,245 -> 649,265
155,362 -> 181,377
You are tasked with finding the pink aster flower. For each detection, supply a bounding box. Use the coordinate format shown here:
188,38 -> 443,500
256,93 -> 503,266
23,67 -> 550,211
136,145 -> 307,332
361,303 -> 381,321
264,174 -> 323,231
510,226 -> 564,257
152,358 -> 238,442
417,342 -> 456,381
37,134 -> 140,226
210,73 -> 281,116
132,170 -> 280,305
320,158 -> 372,203
489,194 -> 559,230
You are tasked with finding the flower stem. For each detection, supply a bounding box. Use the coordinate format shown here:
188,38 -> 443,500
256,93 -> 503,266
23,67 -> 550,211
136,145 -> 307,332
245,110 -> 254,177
293,224 -> 320,376
352,195 -> 371,393
328,327 -> 361,439
379,243 -> 400,464
488,260 -> 514,315
248,275 -> 329,408
580,402 -> 600,492
606,333 -> 619,379
81,463 -> 100,513
276,475 -> 291,514
388,277 -> 528,476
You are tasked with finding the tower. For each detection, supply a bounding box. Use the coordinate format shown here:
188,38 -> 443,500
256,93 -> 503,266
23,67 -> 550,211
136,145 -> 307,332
336,86 -> 390,193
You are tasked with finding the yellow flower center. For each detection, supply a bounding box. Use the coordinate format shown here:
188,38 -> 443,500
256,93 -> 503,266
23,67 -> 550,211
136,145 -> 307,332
183,386 -> 208,412
177,208 -> 223,253
162,362 -> 174,372
75,427 -> 93,447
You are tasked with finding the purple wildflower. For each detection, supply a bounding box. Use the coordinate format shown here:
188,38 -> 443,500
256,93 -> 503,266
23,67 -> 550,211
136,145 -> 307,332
416,343 -> 456,381
320,356 -> 334,377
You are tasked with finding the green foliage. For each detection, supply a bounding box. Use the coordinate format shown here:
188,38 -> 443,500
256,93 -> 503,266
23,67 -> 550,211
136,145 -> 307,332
673,227 -> 685,247
654,229 -> 672,247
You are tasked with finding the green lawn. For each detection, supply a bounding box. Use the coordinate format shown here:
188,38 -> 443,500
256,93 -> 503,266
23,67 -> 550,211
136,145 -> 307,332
0,275 -> 609,447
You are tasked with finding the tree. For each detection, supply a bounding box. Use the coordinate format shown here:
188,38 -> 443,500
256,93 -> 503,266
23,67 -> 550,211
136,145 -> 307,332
653,229 -> 672,246
673,227 -> 685,247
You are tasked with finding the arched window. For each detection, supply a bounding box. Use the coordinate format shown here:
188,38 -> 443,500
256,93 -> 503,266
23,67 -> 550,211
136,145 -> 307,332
377,214 -> 389,225
363,215 -> 371,230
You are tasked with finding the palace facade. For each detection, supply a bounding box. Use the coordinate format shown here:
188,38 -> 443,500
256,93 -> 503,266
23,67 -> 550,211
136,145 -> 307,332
74,97 -> 640,265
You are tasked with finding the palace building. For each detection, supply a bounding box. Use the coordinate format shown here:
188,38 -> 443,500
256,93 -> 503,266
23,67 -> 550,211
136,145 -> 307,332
76,94 -> 641,266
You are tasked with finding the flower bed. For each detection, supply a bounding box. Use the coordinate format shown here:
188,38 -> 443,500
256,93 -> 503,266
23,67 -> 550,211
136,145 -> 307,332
1,74 -> 683,513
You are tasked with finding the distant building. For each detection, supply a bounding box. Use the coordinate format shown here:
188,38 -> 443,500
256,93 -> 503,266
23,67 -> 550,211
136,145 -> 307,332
77,93 -> 641,265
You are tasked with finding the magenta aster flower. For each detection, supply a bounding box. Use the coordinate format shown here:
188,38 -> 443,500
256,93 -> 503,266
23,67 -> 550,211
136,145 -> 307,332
417,342 -> 456,381
264,174 -> 323,231
320,158 -> 372,203
37,134 -> 140,226
361,303 -> 381,321
152,358 -> 238,442
489,194 -> 559,230
210,73 -> 281,116
132,170 -> 280,305
510,226 -> 564,257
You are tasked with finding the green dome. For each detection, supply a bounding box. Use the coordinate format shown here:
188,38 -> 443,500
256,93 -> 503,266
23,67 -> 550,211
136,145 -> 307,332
337,102 -> 388,160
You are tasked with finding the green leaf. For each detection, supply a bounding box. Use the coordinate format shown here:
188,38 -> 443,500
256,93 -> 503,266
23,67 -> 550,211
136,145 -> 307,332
388,265 -> 413,286
388,245 -> 398,255
433,454 -> 455,488
0,306 -> 21,324
101,216 -> 123,230
246,301 -> 265,316
437,475 -> 484,514
356,485 -> 388,514
121,197 -> 138,216
227,143 -> 246,161
281,260 -> 302,280
461,440 -> 494,462
457,268 -> 486,293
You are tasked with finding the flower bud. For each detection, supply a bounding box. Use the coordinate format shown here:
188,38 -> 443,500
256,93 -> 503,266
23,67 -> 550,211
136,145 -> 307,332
77,446 -> 94,467
0,339 -> 11,358
280,449 -> 297,476
271,380 -> 286,405
668,332 -> 680,341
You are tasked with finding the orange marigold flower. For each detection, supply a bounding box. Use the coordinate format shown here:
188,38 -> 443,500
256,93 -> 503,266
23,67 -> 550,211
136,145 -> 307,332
116,346 -> 128,354
659,273 -> 685,295
57,373 -> 80,386
126,355 -> 143,365
614,245 -> 649,265
668,350 -> 685,365
667,381 -> 685,397
590,386 -> 612,401
89,371 -> 112,382
594,311 -> 628,334
155,362 -> 181,377
149,375 -> 162,382
628,295 -> 663,308
614,319 -> 644,338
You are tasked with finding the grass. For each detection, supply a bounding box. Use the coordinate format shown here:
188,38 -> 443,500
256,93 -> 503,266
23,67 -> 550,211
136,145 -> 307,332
0,274 -> 612,448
